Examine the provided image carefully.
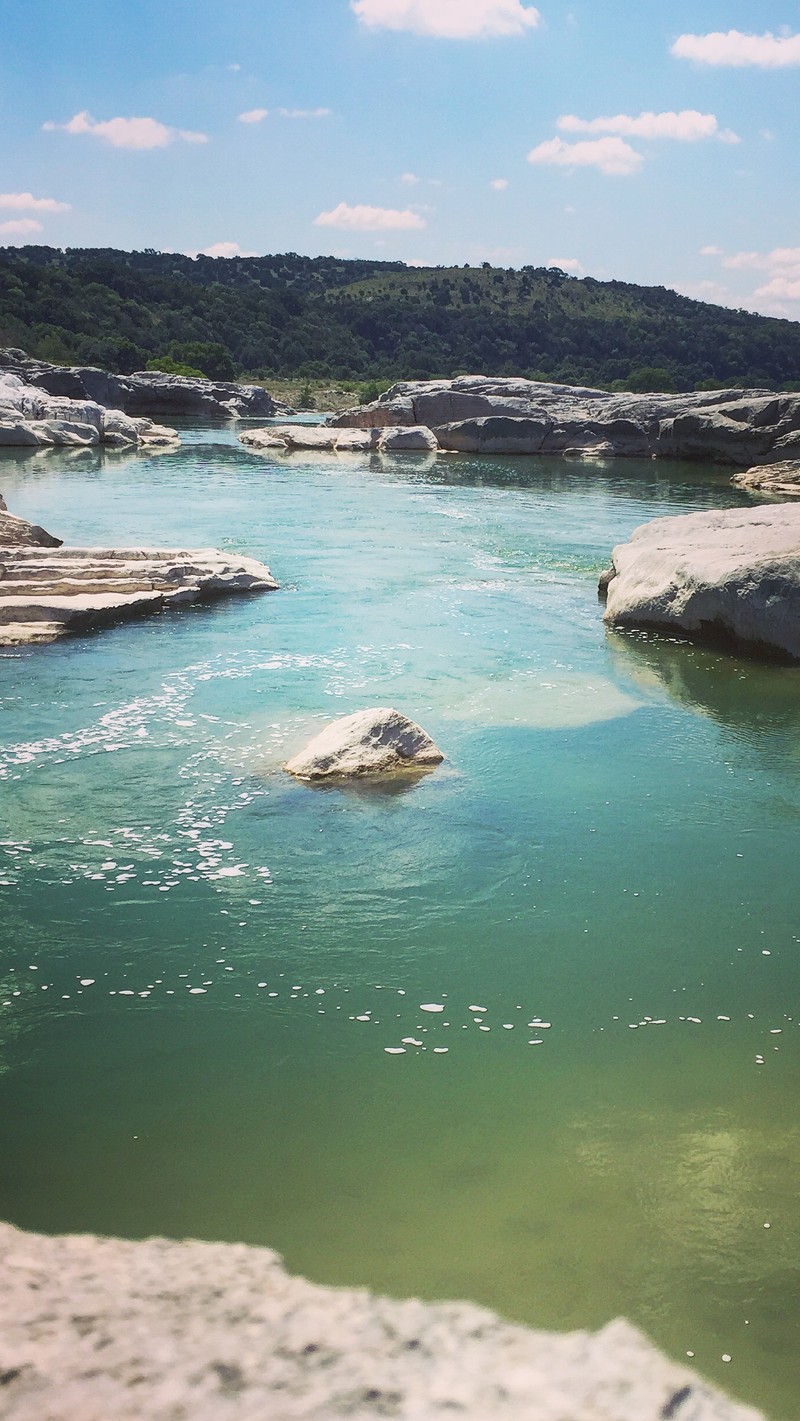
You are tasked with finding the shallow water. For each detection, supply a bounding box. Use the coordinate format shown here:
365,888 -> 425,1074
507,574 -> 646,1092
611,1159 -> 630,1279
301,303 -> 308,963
1,433 -> 799,1416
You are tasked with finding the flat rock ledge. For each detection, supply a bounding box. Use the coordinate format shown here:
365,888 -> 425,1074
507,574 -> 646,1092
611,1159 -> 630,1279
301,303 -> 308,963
241,424 -> 438,454
286,708 -> 444,779
732,459 -> 800,497
0,543 -> 278,646
601,504 -> 800,661
330,376 -> 800,467
0,1221 -> 764,1421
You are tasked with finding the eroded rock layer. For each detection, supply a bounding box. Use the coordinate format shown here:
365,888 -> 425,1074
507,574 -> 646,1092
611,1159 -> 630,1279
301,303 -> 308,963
0,544 -> 278,645
0,1221 -> 764,1421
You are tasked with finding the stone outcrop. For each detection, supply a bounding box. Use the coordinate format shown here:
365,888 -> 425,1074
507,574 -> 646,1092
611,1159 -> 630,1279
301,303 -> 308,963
0,371 -> 180,450
285,708 -> 444,779
601,504 -> 800,660
240,424 -> 438,455
0,348 -> 286,421
0,527 -> 278,646
0,507 -> 63,548
0,1221 -> 764,1421
330,377 -> 800,467
732,459 -> 800,497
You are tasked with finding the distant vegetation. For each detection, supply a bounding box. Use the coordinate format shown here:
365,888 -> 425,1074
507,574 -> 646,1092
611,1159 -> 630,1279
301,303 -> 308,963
2,245 -> 800,392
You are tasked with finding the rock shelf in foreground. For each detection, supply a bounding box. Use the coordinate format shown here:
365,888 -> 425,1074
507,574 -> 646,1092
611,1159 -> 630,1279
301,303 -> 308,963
601,504 -> 800,660
286,708 -> 444,779
0,543 -> 278,646
0,1221 -> 764,1421
331,376 -> 800,467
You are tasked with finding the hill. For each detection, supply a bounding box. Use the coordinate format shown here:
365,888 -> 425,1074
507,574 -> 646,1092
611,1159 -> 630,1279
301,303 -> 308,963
1,245 -> 799,392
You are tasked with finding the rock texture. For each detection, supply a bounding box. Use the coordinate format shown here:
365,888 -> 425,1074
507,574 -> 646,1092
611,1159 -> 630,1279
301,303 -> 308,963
601,504 -> 800,660
0,370 -> 180,450
0,529 -> 278,646
0,1222 -> 764,1421
0,348 -> 286,422
330,377 -> 800,467
285,708 -> 444,779
732,459 -> 800,497
0,508 -> 63,549
240,425 -> 437,455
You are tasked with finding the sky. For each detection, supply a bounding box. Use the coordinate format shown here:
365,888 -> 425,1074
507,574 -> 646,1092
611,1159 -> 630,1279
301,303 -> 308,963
2,0 -> 799,318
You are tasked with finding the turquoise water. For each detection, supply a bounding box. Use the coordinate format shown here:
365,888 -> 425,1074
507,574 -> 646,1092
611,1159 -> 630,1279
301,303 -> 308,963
1,432 -> 799,1417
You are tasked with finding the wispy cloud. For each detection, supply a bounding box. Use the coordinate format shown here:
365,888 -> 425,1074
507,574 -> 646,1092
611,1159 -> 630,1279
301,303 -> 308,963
351,0 -> 540,40
671,30 -> 800,67
314,201 -> 426,230
43,112 -> 208,150
276,107 -> 332,118
0,218 -> 43,236
490,177 -> 509,190
697,244 -> 800,313
401,172 -> 420,185
239,108 -> 269,124
528,135 -> 643,176
0,192 -> 71,213
558,110 -> 738,143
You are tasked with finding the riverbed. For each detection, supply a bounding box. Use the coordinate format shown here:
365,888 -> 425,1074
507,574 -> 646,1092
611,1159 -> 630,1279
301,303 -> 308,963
1,430 -> 798,1417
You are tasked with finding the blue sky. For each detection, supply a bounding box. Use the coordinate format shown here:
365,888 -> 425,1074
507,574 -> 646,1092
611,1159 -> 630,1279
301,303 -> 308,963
2,0 -> 799,317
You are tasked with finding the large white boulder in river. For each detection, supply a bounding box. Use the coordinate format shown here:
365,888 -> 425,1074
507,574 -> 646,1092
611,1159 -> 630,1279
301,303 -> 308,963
286,707 -> 444,780
602,504 -> 800,660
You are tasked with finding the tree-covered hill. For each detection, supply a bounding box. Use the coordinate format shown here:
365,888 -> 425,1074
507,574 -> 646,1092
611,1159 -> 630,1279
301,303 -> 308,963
2,244 -> 799,392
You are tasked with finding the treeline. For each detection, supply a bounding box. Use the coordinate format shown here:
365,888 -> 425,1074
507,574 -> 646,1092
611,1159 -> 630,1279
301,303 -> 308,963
2,245 -> 799,392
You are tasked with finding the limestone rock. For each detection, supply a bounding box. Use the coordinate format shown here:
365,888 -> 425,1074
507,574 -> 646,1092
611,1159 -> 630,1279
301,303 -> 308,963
602,504 -> 800,660
330,376 -> 800,467
378,425 -> 439,451
732,459 -> 800,497
0,544 -> 278,646
0,509 -> 63,548
0,1220 -> 765,1421
0,348 -> 288,420
286,707 -> 444,780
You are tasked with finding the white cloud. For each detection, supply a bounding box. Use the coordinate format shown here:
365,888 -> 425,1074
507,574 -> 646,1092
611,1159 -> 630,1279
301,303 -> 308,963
528,135 -> 643,176
239,108 -> 269,124
557,109 -> 737,142
490,177 -> 509,189
406,258 -> 429,267
700,245 -> 723,256
754,276 -> 800,301
671,30 -> 800,67
0,192 -> 71,213
0,218 -> 43,236
199,241 -> 258,258
548,256 -> 583,273
675,279 -> 731,302
314,201 -> 426,230
43,111 -> 208,149
351,0 -> 540,40
723,247 -> 800,272
401,171 -> 420,185
276,107 -> 332,119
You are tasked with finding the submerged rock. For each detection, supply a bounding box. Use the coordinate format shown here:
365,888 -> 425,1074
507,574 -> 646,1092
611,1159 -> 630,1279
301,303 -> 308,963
602,504 -> 800,660
0,542 -> 278,646
0,1220 -> 766,1421
331,375 -> 800,467
285,707 -> 444,780
732,459 -> 800,497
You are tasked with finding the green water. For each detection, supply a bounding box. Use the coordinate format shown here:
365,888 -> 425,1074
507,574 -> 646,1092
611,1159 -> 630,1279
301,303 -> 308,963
1,433 -> 799,1416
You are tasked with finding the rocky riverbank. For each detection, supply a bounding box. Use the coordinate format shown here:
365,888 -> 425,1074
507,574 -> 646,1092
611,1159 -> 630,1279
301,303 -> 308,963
0,504 -> 277,646
0,1220 -> 765,1421
600,504 -> 800,661
331,377 -> 800,467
